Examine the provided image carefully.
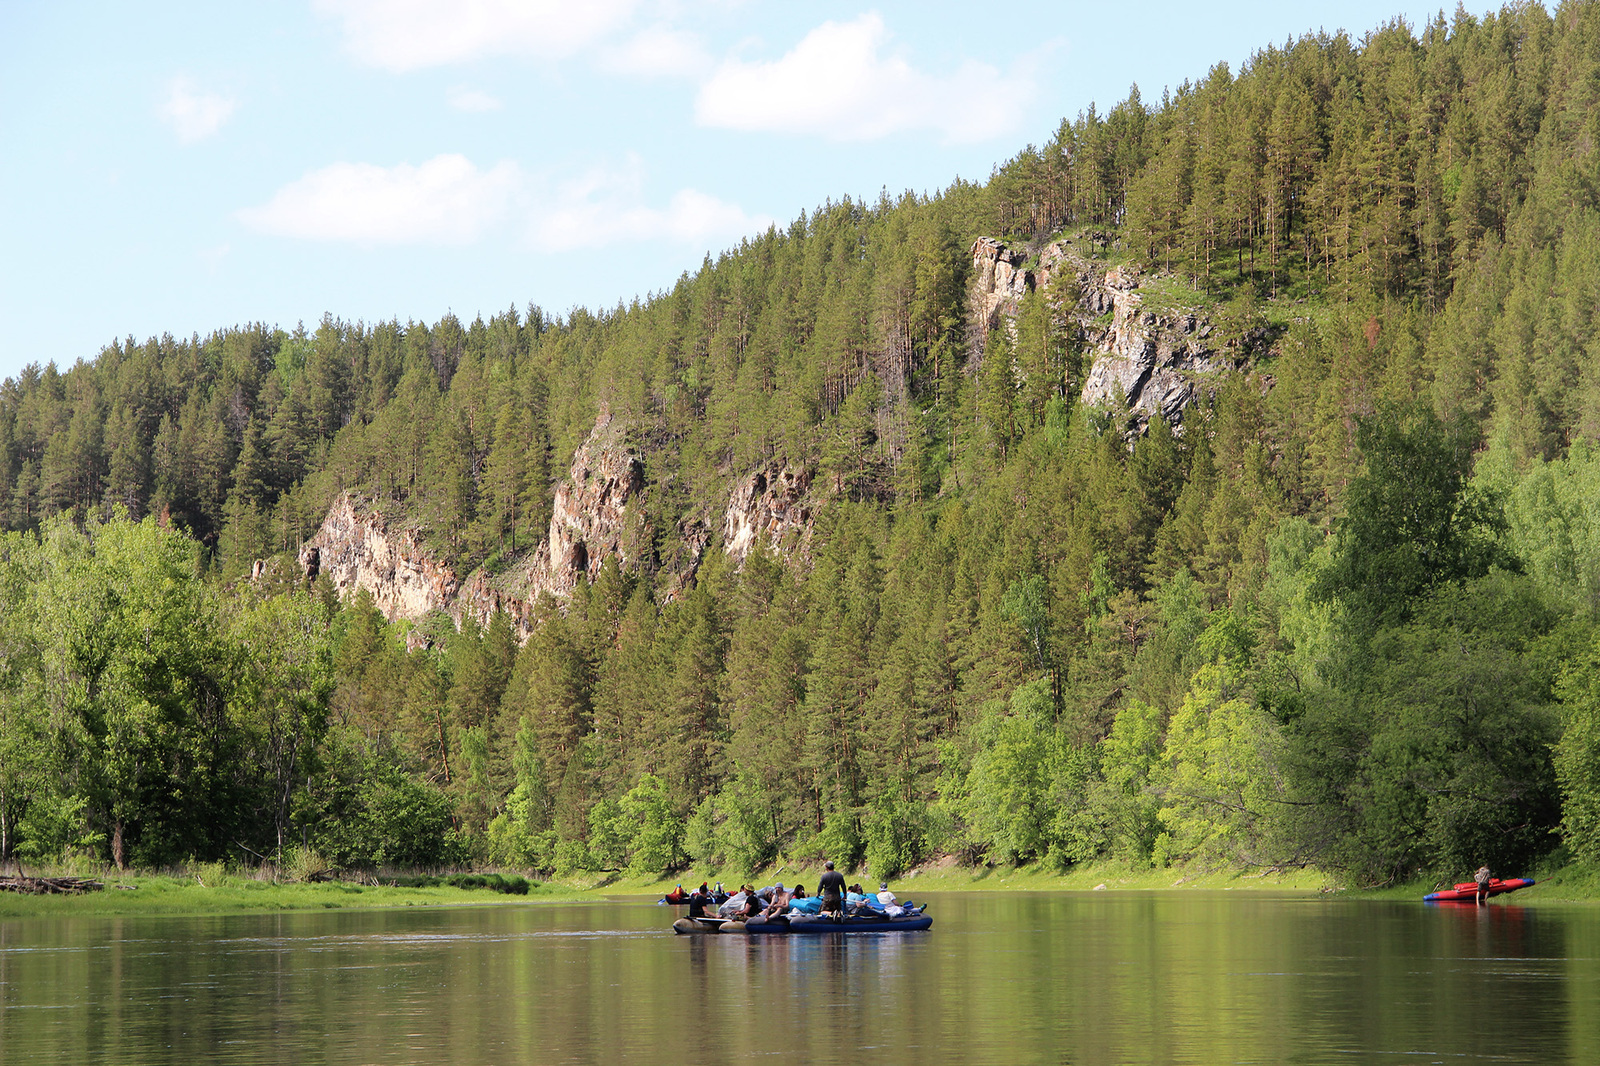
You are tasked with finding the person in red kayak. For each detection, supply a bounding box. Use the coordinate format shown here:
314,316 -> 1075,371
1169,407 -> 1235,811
1475,864 -> 1491,905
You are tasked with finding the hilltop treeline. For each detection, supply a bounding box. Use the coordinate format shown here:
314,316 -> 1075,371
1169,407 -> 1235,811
4,2 -> 1600,884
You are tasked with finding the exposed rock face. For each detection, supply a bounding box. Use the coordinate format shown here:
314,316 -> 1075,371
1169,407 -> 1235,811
302,410 -> 663,640
970,237 -> 1030,333
969,236 -> 1249,432
1074,264 -> 1227,432
302,408 -> 822,640
455,411 -> 646,632
301,496 -> 461,621
529,411 -> 644,598
455,568 -> 534,639
723,465 -> 815,564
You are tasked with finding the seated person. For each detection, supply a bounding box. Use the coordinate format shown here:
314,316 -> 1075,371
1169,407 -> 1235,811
763,883 -> 790,917
687,890 -> 713,920
876,877 -> 902,915
876,883 -> 905,917
787,886 -> 824,915
718,887 -> 749,917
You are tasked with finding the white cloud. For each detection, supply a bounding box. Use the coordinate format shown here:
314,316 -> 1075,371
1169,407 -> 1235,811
696,13 -> 1031,143
448,86 -> 504,112
161,77 -> 236,143
598,25 -> 710,78
315,0 -> 639,71
236,155 -> 522,245
530,157 -> 772,252
237,153 -> 767,253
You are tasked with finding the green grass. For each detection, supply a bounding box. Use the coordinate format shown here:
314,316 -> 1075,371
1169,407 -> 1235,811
0,871 -> 583,920
11,855 -> 1600,921
592,855 -> 1600,906
1137,273 -> 1211,316
593,860 -> 1330,900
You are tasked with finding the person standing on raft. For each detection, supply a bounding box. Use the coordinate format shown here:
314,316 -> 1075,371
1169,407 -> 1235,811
818,860 -> 847,919
1475,864 -> 1492,905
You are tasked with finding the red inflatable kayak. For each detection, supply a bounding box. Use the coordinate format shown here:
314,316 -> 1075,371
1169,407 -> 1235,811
1423,877 -> 1534,902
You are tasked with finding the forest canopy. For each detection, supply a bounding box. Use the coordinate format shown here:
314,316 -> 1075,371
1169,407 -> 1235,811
4,1 -> 1600,885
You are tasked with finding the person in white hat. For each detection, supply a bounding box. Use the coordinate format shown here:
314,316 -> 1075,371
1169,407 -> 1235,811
877,882 -> 905,917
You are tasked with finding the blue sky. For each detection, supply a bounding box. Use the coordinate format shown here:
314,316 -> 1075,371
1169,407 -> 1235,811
1,0 -> 1461,383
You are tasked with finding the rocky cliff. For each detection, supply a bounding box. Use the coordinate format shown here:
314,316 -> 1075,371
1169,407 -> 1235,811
298,411 -> 647,640
300,496 -> 460,621
722,465 -> 816,564
298,236 -> 1235,638
970,236 -> 1258,432
298,410 -> 822,640
970,236 -> 1031,334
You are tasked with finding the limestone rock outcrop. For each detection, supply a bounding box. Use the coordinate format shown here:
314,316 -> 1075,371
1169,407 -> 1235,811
969,235 -> 1257,432
455,410 -> 647,632
723,465 -> 815,564
301,495 -> 461,621
1074,264 -> 1228,432
301,406 -> 735,639
301,404 -> 825,640
526,410 -> 644,598
970,237 -> 1030,333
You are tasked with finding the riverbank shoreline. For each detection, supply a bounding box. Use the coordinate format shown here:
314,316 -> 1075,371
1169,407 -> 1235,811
5,858 -> 1597,920
0,871 -> 588,920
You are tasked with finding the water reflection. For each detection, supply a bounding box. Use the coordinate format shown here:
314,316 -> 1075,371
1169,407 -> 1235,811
0,893 -> 1593,1064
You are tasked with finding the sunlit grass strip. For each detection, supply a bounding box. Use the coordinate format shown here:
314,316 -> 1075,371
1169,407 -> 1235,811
0,872 -> 586,920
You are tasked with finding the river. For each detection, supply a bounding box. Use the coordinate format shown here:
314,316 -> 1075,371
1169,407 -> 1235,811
1,891 -> 1592,1064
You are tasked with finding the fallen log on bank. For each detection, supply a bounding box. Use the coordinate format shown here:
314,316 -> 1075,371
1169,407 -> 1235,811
0,876 -> 106,895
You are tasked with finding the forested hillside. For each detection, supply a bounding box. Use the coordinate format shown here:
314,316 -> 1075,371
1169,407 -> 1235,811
4,2 -> 1600,885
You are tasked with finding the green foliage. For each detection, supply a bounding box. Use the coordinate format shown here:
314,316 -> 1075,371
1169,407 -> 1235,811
1556,627 -> 1600,863
861,789 -> 933,879
10,4 -> 1600,882
1087,700 -> 1165,864
1156,659 -> 1286,869
1313,404 -> 1511,637
963,682 -> 1059,864
308,739 -> 467,869
1292,572 -> 1563,884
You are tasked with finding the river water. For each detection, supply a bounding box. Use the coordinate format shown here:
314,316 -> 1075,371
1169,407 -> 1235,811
0,891 -> 1592,1064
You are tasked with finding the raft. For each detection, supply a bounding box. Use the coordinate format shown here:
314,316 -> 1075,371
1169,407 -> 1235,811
744,912 -> 932,934
1423,877 -> 1535,902
674,910 -> 933,934
672,916 -> 748,934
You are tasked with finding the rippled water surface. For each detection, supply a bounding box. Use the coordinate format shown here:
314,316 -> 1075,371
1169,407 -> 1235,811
2,891 -> 1595,1064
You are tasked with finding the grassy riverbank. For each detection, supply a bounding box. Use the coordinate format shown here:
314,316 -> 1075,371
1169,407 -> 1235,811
9,856 -> 1600,920
0,861 -> 1323,920
617,854 -> 1600,904
616,861 -> 1329,899
0,869 -> 585,920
